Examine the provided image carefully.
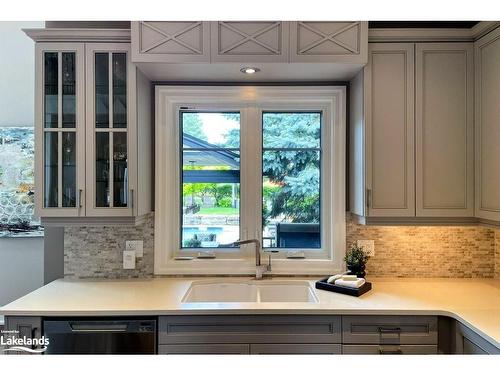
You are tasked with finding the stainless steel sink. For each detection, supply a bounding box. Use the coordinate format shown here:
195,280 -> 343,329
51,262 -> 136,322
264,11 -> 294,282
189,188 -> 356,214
182,280 -> 318,303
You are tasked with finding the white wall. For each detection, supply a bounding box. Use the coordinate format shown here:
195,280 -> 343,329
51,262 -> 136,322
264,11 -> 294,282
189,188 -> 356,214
0,237 -> 44,307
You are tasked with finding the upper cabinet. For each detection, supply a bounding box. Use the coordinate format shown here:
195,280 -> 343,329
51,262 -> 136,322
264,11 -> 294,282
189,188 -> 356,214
211,21 -> 289,63
474,27 -> 500,222
361,43 -> 415,217
415,43 -> 474,217
130,21 -> 368,64
34,41 -> 152,224
350,42 -> 475,222
290,21 -> 368,64
131,21 -> 210,63
35,43 -> 86,217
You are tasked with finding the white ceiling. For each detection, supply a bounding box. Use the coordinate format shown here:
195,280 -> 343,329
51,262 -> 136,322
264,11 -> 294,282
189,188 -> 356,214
135,62 -> 363,82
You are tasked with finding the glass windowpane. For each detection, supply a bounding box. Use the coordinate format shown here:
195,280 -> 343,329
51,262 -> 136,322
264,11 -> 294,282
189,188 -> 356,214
95,132 -> 110,207
95,53 -> 109,128
112,53 -> 127,128
113,132 -> 128,207
181,112 -> 241,248
262,112 -> 322,249
62,132 -> 76,207
44,52 -> 58,128
62,52 -> 76,128
44,132 -> 58,207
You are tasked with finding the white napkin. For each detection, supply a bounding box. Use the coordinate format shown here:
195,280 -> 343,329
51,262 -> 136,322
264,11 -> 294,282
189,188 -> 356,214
334,278 -> 365,288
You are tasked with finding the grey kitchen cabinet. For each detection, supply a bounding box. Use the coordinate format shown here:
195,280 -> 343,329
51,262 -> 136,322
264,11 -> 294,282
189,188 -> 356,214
415,43 -> 474,217
3,316 -> 43,355
342,315 -> 438,345
30,38 -> 153,225
290,21 -> 368,64
349,42 -> 475,222
34,43 -> 86,218
453,321 -> 500,354
131,21 -> 211,63
158,344 -> 250,354
474,26 -> 500,222
210,21 -> 289,63
250,344 -> 342,354
85,43 -> 152,219
350,43 -> 415,218
342,344 -> 438,355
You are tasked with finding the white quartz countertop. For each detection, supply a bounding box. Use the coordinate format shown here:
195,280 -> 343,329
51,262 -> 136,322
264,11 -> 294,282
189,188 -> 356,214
1,277 -> 499,347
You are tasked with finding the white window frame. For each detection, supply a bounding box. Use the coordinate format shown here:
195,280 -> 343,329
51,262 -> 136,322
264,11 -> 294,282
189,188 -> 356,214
154,86 -> 346,275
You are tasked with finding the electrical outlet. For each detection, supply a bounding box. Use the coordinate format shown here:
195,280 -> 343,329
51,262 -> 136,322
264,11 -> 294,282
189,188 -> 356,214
126,240 -> 144,258
357,239 -> 375,257
123,250 -> 136,269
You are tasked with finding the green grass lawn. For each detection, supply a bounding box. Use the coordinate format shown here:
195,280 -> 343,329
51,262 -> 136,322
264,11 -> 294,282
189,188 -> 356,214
197,207 -> 239,215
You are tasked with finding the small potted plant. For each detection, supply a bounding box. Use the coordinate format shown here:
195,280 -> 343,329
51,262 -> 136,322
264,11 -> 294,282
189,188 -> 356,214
344,243 -> 371,278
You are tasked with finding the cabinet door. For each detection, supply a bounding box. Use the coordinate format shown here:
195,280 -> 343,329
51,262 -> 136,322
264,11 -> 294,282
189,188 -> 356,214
35,43 -> 85,217
365,43 -> 415,217
290,21 -> 367,64
131,21 -> 210,63
474,27 -> 500,221
415,43 -> 474,217
210,21 -> 289,63
4,316 -> 43,355
250,343 -> 341,354
85,43 -> 134,216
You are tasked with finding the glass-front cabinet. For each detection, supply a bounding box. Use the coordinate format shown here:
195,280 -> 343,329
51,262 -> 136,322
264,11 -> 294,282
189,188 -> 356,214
35,43 -> 85,217
85,44 -> 134,216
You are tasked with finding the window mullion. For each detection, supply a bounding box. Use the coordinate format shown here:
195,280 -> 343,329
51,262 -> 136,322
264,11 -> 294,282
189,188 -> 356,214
240,106 -> 262,258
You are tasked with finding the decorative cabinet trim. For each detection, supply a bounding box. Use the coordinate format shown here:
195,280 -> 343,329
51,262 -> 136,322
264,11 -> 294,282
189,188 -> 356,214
290,21 -> 368,63
474,26 -> 500,221
131,21 -> 210,63
24,28 -> 131,43
210,21 -> 289,62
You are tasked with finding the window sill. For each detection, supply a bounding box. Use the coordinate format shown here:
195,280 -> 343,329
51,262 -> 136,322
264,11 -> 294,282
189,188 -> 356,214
154,256 -> 343,276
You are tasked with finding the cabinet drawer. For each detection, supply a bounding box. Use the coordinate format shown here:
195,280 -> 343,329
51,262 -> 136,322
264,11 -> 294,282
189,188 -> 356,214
251,344 -> 341,354
158,344 -> 249,355
159,315 -> 341,344
342,316 -> 438,345
342,345 -> 438,355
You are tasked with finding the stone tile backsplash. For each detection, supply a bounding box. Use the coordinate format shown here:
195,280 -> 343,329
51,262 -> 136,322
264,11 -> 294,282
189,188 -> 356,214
347,215 -> 496,278
64,213 -> 154,279
496,229 -> 500,279
64,213 -> 499,279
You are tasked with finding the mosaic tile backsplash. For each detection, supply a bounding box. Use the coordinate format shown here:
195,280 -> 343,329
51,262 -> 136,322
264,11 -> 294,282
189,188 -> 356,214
64,213 -> 500,279
64,214 -> 154,279
496,229 -> 500,279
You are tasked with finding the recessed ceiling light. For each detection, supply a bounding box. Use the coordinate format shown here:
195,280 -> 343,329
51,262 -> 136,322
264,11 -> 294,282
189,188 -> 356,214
240,67 -> 260,74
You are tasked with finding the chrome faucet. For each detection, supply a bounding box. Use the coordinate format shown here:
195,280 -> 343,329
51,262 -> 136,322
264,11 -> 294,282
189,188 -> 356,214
232,239 -> 274,280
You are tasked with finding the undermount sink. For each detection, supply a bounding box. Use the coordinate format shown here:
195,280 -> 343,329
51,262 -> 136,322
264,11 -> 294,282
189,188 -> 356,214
182,280 -> 319,303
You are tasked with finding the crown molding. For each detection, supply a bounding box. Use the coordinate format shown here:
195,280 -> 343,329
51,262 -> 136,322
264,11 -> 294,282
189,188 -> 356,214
23,28 -> 131,43
369,21 -> 500,43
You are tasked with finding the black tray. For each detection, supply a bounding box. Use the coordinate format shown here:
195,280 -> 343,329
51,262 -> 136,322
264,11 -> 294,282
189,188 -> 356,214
315,277 -> 372,297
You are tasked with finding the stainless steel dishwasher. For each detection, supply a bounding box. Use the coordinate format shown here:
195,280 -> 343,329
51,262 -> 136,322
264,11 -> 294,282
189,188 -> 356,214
43,318 -> 156,354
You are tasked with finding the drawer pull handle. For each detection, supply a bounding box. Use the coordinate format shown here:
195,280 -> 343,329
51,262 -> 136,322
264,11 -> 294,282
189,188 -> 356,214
379,347 -> 402,355
378,327 -> 401,334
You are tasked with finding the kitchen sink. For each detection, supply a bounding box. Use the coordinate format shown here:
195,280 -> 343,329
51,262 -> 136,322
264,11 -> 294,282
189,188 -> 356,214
182,280 -> 318,303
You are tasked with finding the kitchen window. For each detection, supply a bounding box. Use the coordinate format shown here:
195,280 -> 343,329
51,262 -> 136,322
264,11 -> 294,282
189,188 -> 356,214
155,86 -> 346,275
